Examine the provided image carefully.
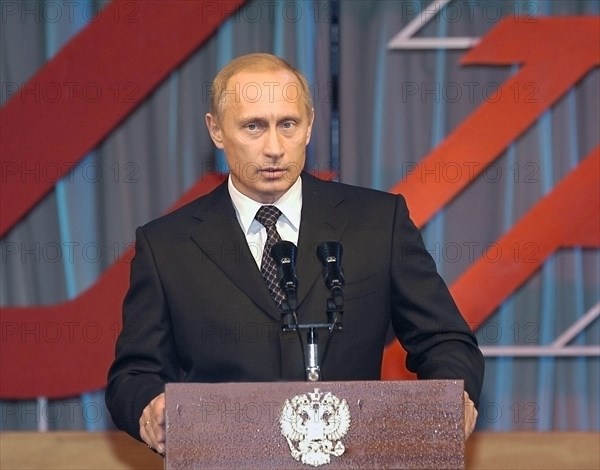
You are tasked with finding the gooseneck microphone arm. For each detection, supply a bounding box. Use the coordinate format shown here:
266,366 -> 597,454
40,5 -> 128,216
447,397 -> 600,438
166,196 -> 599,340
316,241 -> 345,323
270,241 -> 307,376
316,242 -> 345,376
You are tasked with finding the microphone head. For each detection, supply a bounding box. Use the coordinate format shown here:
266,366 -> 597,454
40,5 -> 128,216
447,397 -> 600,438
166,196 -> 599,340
316,241 -> 344,289
316,241 -> 343,267
271,240 -> 297,266
271,241 -> 298,283
271,241 -> 298,313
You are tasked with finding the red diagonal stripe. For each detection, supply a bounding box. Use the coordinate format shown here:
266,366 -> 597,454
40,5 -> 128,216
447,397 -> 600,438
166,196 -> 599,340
389,17 -> 600,227
0,174 -> 225,399
0,0 -> 245,237
383,149 -> 600,379
454,147 -> 600,326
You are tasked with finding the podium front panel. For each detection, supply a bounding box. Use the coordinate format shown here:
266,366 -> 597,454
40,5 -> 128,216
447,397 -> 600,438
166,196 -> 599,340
165,380 -> 464,469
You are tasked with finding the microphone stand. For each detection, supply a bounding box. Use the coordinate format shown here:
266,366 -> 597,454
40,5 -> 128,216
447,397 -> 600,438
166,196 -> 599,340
281,295 -> 343,382
274,240 -> 344,382
306,328 -> 320,382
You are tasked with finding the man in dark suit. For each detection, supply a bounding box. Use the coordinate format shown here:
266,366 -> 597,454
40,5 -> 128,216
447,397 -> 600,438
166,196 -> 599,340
106,53 -> 484,455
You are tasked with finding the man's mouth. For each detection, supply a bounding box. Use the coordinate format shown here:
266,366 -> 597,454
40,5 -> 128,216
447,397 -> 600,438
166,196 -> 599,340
261,167 -> 286,178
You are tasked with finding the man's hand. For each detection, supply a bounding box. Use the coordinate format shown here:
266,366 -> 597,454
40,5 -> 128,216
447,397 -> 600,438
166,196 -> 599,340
139,392 -> 166,455
464,391 -> 477,439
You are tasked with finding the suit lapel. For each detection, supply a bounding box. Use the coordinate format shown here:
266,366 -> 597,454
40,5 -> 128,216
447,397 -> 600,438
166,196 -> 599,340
188,175 -> 350,322
296,174 -> 349,308
189,182 -> 281,321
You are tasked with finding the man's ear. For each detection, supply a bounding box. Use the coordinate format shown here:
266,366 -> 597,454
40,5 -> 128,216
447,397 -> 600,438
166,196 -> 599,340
205,113 -> 224,149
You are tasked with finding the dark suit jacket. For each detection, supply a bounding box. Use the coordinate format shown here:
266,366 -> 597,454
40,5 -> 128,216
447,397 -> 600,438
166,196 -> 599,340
106,173 -> 484,439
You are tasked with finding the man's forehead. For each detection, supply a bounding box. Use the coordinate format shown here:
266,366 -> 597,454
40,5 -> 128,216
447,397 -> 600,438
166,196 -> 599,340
226,69 -> 298,87
222,70 -> 305,108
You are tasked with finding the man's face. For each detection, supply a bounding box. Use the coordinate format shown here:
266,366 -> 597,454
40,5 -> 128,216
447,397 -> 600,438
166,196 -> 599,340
206,69 -> 314,204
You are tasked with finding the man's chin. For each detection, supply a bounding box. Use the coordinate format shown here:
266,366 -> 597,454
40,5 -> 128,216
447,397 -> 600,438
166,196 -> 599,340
233,171 -> 299,202
258,180 -> 290,195
254,179 -> 295,202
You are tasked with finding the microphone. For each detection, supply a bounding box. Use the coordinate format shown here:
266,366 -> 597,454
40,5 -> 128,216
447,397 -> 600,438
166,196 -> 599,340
316,241 -> 344,308
270,241 -> 299,313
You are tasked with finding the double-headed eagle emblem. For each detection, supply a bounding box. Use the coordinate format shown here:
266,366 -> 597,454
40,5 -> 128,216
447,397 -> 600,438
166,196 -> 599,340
279,388 -> 351,467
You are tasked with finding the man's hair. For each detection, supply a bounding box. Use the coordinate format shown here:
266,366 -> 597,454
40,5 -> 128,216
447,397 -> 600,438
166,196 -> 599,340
209,53 -> 313,120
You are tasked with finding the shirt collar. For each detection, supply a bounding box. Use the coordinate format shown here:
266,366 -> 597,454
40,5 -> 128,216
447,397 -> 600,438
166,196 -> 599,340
228,175 -> 302,234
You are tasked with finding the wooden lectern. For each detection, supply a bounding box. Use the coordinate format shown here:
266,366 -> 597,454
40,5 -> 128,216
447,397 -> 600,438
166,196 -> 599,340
165,380 -> 464,469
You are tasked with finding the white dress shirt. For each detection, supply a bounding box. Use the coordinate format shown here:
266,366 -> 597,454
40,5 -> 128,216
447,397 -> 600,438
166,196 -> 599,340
228,175 -> 302,268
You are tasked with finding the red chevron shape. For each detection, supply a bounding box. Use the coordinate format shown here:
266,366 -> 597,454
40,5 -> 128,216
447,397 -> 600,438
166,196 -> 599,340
382,148 -> 600,380
453,147 -> 600,326
389,17 -> 600,228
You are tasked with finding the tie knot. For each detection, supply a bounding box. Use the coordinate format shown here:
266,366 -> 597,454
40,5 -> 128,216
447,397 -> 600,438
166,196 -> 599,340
255,205 -> 282,228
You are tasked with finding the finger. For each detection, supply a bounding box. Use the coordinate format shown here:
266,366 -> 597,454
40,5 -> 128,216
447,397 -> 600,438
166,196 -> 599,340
471,408 -> 478,430
143,416 -> 165,454
145,419 -> 162,451
140,406 -> 159,447
151,394 -> 166,425
151,423 -> 166,454
463,392 -> 476,439
139,394 -> 166,454
150,394 -> 167,453
139,418 -> 153,448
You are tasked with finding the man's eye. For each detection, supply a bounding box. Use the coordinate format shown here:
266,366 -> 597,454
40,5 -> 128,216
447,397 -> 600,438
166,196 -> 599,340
281,121 -> 296,129
245,122 -> 265,132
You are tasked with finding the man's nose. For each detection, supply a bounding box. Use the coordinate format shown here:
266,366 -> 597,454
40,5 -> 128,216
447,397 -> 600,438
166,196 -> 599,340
264,128 -> 284,158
